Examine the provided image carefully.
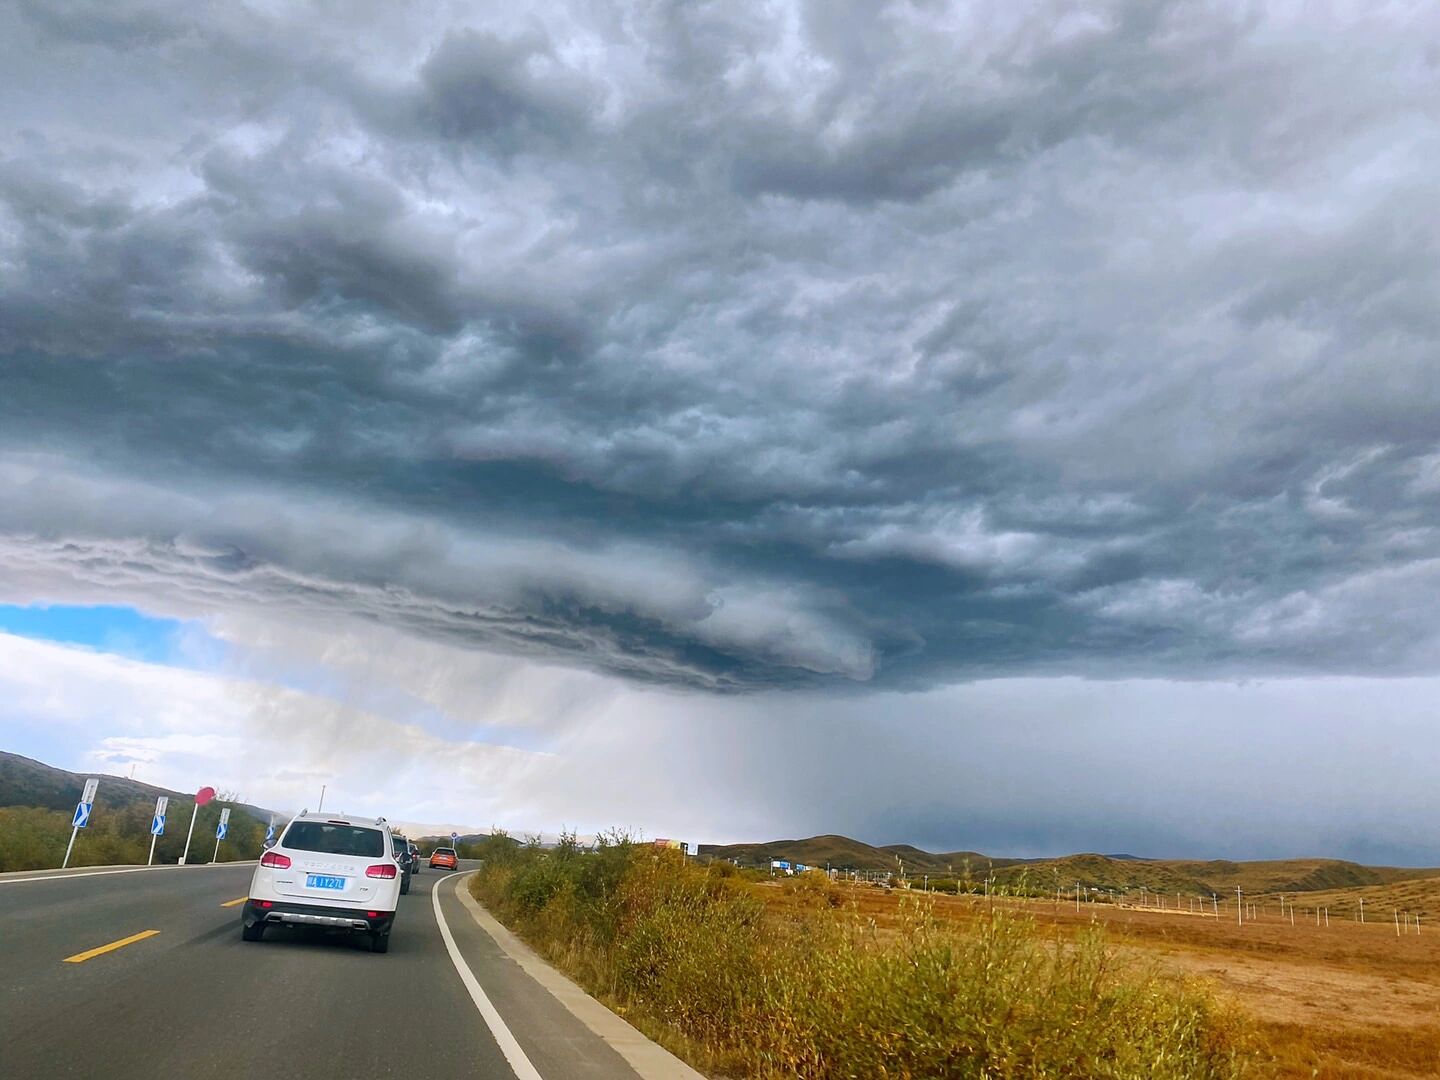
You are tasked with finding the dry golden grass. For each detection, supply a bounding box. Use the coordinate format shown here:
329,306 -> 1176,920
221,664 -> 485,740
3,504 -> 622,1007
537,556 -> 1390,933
780,880 -> 1440,1079
472,840 -> 1260,1078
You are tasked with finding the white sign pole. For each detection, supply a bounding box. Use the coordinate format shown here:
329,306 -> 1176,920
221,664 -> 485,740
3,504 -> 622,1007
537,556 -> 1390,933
61,778 -> 99,869
212,807 -> 231,864
180,799 -> 199,866
147,796 -> 169,866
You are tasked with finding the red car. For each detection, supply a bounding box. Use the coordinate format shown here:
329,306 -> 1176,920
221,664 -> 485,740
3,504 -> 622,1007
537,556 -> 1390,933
429,847 -> 458,870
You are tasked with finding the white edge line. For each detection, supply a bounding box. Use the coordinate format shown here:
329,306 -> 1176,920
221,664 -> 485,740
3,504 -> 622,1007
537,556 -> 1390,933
432,873 -> 544,1080
0,863 -> 253,886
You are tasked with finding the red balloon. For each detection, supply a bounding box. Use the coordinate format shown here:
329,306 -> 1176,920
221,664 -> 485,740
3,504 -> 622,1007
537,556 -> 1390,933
195,786 -> 216,806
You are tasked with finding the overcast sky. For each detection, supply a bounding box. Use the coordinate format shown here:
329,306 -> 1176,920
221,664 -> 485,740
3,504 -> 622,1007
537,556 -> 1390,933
2,1 -> 1439,861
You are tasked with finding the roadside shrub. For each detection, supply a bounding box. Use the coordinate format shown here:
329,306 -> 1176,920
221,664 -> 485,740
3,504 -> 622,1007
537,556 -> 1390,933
0,801 -> 265,871
470,839 -> 1259,1079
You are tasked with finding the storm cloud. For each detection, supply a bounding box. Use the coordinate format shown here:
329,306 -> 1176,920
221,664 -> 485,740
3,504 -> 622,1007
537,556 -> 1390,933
3,0 -> 1439,692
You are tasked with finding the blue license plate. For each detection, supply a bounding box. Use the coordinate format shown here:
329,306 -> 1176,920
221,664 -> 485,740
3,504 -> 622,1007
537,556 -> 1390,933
306,874 -> 346,890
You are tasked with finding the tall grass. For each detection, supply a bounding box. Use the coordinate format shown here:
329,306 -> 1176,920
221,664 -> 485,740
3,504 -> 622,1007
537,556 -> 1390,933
470,834 -> 1260,1079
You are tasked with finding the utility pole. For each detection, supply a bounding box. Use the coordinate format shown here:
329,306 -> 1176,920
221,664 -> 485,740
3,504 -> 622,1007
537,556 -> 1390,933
318,784 -> 327,812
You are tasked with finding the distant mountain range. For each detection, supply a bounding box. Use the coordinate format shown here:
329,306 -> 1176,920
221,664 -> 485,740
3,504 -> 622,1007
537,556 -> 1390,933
700,833 -> 1440,895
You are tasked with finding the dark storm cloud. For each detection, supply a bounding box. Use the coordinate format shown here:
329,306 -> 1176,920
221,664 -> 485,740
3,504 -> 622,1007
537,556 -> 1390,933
2,1 -> 1439,689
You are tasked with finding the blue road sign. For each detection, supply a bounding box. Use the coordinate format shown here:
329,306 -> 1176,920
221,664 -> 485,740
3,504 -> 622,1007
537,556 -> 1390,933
151,815 -> 166,836
216,821 -> 228,840
72,802 -> 92,829
265,817 -> 276,844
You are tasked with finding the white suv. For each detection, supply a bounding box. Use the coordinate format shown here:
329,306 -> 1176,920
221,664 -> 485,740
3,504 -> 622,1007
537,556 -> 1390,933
241,811 -> 403,953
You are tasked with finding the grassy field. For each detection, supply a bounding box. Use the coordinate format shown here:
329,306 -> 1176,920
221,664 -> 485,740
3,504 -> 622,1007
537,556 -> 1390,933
800,881 -> 1440,1079
470,834 -> 1260,1079
987,855 -> 1440,898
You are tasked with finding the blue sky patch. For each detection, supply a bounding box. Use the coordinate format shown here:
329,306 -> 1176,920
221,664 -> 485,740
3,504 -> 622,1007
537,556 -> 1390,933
0,603 -> 197,665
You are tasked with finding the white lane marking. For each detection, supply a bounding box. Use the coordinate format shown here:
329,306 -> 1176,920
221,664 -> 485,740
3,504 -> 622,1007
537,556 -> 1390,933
432,873 -> 544,1080
0,863 -> 255,886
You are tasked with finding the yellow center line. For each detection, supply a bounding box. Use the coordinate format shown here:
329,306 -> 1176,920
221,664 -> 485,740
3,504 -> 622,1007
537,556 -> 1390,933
63,930 -> 161,964
220,896 -> 248,908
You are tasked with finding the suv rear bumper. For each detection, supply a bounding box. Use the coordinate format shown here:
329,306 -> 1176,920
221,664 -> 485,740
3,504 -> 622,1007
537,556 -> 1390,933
242,899 -> 394,934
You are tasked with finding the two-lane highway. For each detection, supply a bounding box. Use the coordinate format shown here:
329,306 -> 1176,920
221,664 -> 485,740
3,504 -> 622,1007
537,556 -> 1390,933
0,862 -> 675,1080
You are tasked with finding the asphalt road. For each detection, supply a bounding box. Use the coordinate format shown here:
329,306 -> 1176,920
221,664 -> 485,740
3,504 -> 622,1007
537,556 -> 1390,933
0,861 -> 651,1080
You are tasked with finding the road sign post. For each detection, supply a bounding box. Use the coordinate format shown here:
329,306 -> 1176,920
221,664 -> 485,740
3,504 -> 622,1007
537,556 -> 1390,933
61,778 -> 98,869
264,814 -> 276,847
147,796 -> 169,866
179,785 -> 215,865
212,807 -> 231,864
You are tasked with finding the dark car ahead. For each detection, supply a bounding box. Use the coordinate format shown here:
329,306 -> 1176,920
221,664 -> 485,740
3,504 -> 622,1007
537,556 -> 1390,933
391,833 -> 414,895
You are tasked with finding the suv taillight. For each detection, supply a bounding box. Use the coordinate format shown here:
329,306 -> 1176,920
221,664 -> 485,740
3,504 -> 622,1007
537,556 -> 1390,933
366,864 -> 398,879
260,852 -> 291,869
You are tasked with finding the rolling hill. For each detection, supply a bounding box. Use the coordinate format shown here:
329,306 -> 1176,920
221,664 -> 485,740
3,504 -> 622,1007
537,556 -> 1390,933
988,853 -> 1440,897
0,750 -> 276,825
699,832 -> 1440,896
699,834 -> 1027,874
1250,876 -> 1440,919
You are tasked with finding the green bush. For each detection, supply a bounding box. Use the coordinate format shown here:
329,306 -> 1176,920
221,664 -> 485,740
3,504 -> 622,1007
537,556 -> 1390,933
470,838 -> 1259,1079
0,799 -> 266,871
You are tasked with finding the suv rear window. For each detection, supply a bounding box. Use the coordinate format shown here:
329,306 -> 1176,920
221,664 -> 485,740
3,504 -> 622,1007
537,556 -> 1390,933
392,836 -> 408,852
435,847 -> 456,856
283,822 -> 385,857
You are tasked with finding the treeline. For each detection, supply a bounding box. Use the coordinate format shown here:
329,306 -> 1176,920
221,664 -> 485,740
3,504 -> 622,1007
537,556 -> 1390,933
0,801 -> 266,872
470,832 -> 1259,1079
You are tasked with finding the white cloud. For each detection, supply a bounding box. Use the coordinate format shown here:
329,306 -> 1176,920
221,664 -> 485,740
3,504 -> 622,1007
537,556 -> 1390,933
0,631 -> 552,828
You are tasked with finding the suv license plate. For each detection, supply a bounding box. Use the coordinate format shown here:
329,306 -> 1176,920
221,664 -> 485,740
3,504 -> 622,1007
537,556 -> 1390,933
306,874 -> 346,890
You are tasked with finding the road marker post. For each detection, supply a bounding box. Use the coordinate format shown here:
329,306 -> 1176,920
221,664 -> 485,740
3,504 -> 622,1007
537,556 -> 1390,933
179,785 -> 215,865
1236,887 -> 1243,926
61,778 -> 98,869
147,796 -> 169,866
212,807 -> 231,864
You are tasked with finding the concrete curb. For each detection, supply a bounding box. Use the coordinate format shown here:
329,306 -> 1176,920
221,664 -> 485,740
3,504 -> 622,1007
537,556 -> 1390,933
452,872 -> 708,1080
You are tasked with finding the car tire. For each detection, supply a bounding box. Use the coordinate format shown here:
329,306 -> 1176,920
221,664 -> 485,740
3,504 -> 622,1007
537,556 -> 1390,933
242,922 -> 265,942
370,931 -> 390,954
